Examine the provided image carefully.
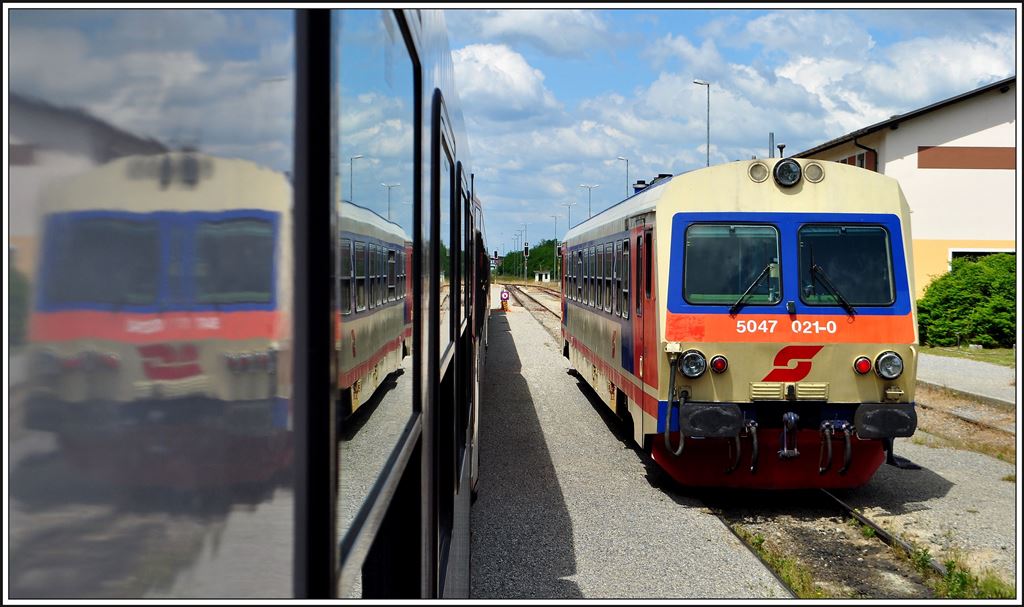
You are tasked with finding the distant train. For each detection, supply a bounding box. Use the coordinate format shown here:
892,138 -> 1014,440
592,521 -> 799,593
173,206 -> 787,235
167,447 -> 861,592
335,200 -> 412,418
560,158 -> 918,489
25,151 -> 294,488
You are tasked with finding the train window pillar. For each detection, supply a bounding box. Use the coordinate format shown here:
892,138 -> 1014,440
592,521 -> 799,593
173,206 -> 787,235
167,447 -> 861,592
387,249 -> 397,301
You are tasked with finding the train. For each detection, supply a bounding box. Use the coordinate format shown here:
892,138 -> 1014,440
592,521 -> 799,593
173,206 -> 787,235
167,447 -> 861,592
23,151 -> 295,489
10,8 -> 488,599
560,158 -> 918,489
335,200 -> 413,419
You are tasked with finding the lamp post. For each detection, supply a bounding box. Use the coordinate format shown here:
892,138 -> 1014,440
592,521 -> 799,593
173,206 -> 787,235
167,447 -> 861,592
550,214 -> 560,281
693,79 -> 710,167
561,200 -> 577,229
349,155 -> 364,202
616,156 -> 629,197
578,184 -> 600,218
381,182 -> 400,220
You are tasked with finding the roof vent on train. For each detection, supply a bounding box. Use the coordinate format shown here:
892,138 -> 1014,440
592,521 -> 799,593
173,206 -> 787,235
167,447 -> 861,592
632,180 -> 647,194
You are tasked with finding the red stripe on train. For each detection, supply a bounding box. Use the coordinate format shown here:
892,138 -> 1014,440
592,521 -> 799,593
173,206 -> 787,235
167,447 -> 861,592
29,310 -> 284,343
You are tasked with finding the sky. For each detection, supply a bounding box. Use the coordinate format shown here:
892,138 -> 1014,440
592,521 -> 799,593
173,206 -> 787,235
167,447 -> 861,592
443,7 -> 1019,255
6,6 -> 1019,256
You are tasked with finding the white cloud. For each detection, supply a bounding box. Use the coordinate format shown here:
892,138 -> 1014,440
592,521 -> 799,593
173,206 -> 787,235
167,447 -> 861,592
447,9 -> 612,57
453,44 -> 562,124
742,11 -> 876,58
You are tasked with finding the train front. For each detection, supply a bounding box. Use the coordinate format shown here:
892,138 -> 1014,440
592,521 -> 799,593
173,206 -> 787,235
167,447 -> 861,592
653,159 -> 918,489
23,152 -> 294,490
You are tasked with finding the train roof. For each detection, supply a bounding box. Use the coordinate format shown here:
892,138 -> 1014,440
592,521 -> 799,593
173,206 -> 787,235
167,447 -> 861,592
563,159 -> 908,245
39,152 -> 292,215
338,199 -> 411,244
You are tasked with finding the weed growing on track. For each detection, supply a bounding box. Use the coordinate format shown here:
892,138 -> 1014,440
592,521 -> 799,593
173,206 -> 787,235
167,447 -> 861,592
730,524 -> 825,599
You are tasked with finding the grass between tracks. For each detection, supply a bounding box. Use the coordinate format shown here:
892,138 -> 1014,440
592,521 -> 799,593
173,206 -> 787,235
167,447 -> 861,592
729,523 -> 826,598
894,543 -> 1015,599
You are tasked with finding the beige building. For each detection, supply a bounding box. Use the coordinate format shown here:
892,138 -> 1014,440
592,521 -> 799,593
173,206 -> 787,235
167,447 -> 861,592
796,76 -> 1017,299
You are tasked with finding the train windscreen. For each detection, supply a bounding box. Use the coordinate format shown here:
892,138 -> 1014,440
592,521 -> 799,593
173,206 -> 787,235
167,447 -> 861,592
798,225 -> 895,306
42,216 -> 161,307
683,224 -> 780,305
196,218 -> 276,304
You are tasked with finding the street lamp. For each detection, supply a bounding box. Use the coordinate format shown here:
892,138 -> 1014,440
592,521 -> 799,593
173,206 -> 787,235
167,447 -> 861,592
349,154 -> 364,202
616,156 -> 629,197
693,79 -> 710,167
579,184 -> 600,218
381,182 -> 400,220
561,200 -> 578,229
550,214 -> 560,281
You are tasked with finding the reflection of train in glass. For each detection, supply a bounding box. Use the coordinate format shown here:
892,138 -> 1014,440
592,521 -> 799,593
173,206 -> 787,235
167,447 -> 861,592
561,159 -> 918,489
336,201 -> 412,418
24,151 -> 294,488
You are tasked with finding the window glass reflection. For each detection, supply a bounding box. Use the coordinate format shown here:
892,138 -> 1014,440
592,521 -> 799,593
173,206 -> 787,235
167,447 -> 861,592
8,9 -> 295,598
333,9 -> 416,597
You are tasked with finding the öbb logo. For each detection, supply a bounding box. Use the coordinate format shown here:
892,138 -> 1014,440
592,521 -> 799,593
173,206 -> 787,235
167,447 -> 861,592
761,345 -> 824,382
138,343 -> 201,380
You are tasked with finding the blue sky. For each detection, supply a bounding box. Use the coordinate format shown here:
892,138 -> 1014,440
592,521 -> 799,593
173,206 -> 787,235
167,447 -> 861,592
8,7 -> 1018,257
444,7 -> 1018,254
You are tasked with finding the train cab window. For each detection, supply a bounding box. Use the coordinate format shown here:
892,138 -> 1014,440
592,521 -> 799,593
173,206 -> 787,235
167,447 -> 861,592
604,242 -> 613,313
621,239 -> 630,319
355,241 -> 367,311
798,225 -> 894,306
341,238 -> 353,314
683,224 -> 780,305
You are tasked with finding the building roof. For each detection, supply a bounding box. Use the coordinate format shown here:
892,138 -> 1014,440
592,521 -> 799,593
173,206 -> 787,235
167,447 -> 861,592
794,75 -> 1015,158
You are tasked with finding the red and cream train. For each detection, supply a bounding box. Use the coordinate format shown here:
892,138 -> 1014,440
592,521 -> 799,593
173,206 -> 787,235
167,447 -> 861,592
560,158 -> 918,489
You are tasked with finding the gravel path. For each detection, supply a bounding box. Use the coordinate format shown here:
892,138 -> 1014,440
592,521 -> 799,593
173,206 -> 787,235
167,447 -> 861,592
471,294 -> 788,599
916,353 -> 1016,408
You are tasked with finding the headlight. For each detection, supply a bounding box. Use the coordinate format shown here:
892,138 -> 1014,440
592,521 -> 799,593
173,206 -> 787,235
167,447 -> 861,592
680,350 -> 707,378
773,158 -> 802,187
874,351 -> 904,380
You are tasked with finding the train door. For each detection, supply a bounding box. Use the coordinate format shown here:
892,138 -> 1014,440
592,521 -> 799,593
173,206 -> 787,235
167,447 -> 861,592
632,220 -> 657,389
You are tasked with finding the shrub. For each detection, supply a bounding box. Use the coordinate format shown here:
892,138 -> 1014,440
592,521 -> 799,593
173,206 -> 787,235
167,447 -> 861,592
917,254 -> 1016,348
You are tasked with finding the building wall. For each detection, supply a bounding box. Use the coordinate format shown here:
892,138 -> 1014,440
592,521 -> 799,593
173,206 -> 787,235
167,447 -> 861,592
806,82 -> 1017,298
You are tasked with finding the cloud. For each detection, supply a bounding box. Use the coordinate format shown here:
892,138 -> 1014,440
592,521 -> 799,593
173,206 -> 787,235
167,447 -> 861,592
453,44 -> 562,124
741,11 -> 876,59
447,9 -> 613,58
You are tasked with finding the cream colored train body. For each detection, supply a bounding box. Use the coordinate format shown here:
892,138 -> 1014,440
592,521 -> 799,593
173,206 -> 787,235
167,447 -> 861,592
561,159 -> 918,489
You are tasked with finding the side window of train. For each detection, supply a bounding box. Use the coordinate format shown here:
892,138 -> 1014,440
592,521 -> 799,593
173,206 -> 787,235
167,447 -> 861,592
341,238 -> 353,314
439,148 -> 453,347
334,9 -> 417,596
596,244 -> 604,310
621,239 -> 630,319
604,242 -> 613,313
9,9 -> 297,599
610,240 -> 618,315
355,241 -> 367,311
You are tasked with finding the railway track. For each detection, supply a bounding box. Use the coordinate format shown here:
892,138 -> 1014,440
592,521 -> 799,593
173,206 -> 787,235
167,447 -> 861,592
507,289 -> 963,598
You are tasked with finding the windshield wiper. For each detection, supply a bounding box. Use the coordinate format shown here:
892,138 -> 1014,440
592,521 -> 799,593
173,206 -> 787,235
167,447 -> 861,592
729,263 -> 774,316
811,263 -> 857,316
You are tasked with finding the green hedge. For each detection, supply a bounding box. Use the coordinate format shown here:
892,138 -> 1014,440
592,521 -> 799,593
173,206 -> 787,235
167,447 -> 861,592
916,253 -> 1016,348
